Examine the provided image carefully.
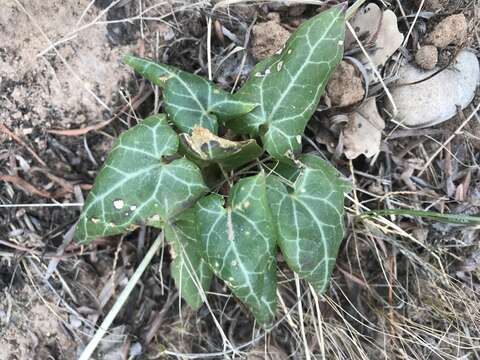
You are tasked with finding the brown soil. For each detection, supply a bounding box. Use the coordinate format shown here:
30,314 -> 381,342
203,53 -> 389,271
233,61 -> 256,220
0,284 -> 76,360
250,13 -> 291,60
1,0 -> 479,359
0,0 -> 134,130
325,60 -> 364,107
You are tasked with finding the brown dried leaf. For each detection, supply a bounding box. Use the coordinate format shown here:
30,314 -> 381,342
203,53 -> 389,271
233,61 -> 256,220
0,174 -> 52,198
341,98 -> 385,159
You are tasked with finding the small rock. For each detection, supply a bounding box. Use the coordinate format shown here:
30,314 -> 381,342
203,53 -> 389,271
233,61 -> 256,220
326,61 -> 364,107
426,14 -> 468,48
388,50 -> 479,128
415,45 -> 438,70
251,15 -> 291,60
341,98 -> 385,159
414,0 -> 448,11
12,111 -> 23,120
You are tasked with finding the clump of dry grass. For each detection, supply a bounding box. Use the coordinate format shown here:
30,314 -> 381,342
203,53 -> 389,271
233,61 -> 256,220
1,0 -> 479,359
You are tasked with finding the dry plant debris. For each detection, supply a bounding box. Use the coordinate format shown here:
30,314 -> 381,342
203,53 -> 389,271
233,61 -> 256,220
339,98 -> 385,159
345,3 -> 404,68
414,0 -> 448,11
1,0 -> 480,359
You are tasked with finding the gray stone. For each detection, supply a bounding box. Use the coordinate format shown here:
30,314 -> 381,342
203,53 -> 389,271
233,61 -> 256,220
388,50 -> 479,128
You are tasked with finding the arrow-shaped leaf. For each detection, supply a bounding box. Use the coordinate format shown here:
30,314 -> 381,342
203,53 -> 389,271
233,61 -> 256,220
196,173 -> 277,325
179,127 -> 263,171
228,7 -> 345,159
266,154 -> 350,293
74,115 -> 207,244
165,209 -> 213,309
124,55 -> 257,134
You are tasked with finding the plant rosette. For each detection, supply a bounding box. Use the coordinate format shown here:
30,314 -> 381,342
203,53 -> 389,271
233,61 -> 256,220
75,6 -> 350,325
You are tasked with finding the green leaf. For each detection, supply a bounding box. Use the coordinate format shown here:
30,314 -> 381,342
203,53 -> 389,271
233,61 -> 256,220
165,209 -> 213,309
264,159 -> 302,183
196,174 -> 277,324
74,115 -> 207,244
266,154 -> 349,293
228,7 -> 345,159
179,127 -> 263,171
123,55 -> 257,134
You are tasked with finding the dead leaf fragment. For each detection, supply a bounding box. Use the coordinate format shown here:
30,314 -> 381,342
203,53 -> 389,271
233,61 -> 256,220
341,98 -> 385,159
371,9 -> 404,67
346,3 -> 404,68
0,175 -> 52,198
345,3 -> 382,49
179,127 -> 263,170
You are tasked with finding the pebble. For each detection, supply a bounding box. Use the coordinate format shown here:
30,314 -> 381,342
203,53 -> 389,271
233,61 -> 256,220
415,45 -> 438,70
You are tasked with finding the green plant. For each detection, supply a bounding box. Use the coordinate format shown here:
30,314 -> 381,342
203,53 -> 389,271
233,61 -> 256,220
75,6 -> 349,325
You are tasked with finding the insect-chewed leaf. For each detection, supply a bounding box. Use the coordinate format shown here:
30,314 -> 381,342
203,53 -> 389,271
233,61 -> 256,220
179,127 -> 263,171
266,154 -> 350,293
165,209 -> 213,309
228,7 -> 345,160
74,115 -> 207,244
123,55 -> 257,134
196,173 -> 277,325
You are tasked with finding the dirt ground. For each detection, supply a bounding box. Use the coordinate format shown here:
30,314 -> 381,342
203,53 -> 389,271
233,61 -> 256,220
1,0 -> 480,359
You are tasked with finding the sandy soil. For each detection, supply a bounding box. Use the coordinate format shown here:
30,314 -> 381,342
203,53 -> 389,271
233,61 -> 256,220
0,0 -> 133,130
0,0 -> 479,359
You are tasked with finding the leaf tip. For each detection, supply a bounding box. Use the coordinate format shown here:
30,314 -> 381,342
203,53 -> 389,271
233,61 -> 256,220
122,54 -> 136,66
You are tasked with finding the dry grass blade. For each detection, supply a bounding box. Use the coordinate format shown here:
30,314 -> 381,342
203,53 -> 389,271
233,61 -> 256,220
78,232 -> 164,360
418,103 -> 480,175
2,0 -> 479,358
